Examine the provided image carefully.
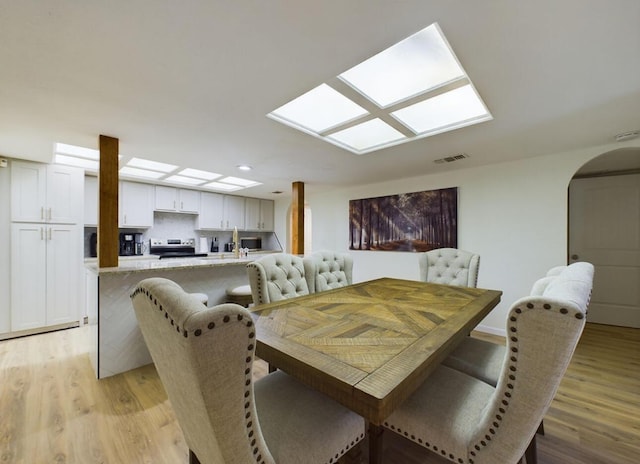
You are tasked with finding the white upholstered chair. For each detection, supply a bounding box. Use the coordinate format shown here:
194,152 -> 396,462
246,253 -> 315,305
419,248 -> 480,287
310,251 -> 353,292
131,277 -> 365,464
383,262 -> 594,464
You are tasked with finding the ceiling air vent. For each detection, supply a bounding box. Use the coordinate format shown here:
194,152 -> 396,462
434,153 -> 469,164
615,130 -> 639,142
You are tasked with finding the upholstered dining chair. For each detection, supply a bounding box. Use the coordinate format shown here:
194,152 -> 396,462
131,277 -> 365,464
419,248 -> 480,287
310,250 -> 353,292
246,253 -> 315,305
382,262 -> 594,464
443,265 -> 569,386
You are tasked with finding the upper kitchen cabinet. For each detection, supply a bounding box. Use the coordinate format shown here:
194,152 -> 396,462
120,181 -> 154,228
11,160 -> 83,224
223,195 -> 245,230
198,192 -> 224,229
155,186 -> 200,213
244,198 -> 274,232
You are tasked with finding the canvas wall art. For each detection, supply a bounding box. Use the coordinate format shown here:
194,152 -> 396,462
349,187 -> 458,252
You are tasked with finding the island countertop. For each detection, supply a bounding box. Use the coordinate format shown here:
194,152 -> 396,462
85,250 -> 279,274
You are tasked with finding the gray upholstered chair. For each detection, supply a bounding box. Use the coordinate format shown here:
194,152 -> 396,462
131,277 -> 365,464
246,253 -> 315,305
419,248 -> 480,287
382,262 -> 594,464
310,250 -> 353,292
443,265 -> 569,385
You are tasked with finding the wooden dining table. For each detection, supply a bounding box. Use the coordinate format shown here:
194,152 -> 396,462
250,277 -> 502,464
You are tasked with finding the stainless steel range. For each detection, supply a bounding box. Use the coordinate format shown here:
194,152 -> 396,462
149,238 -> 208,259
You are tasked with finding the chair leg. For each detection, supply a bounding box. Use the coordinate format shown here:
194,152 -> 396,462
524,433 -> 537,464
189,449 -> 201,464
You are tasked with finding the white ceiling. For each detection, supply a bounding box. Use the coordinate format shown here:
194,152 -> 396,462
1,1 -> 639,199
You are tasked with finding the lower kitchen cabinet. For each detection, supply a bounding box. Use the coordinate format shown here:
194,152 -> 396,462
10,223 -> 81,332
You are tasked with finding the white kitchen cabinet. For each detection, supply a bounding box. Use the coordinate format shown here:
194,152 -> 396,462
11,223 -> 80,331
11,161 -> 83,224
244,198 -> 274,231
198,192 -> 224,229
223,195 -> 245,230
155,186 -> 200,213
84,175 -> 98,226
120,181 -> 154,228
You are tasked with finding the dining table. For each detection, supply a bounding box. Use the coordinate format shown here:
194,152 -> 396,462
250,277 -> 502,464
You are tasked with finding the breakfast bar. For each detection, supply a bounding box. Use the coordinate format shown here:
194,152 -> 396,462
86,254 -> 264,379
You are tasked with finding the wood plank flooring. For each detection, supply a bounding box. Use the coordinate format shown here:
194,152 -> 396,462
0,322 -> 637,463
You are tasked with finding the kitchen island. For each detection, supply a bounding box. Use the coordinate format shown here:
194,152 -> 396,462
86,253 -> 269,378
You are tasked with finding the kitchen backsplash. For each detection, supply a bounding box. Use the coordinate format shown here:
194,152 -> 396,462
84,211 -> 281,257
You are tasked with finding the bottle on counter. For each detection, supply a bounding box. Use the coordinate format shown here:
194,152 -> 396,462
211,237 -> 219,252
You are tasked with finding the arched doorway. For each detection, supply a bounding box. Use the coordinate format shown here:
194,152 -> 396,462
568,147 -> 640,327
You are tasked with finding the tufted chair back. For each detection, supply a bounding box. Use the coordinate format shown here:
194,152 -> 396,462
246,253 -> 315,305
310,250 -> 353,292
418,248 -> 480,287
384,262 -> 594,464
130,277 -> 275,464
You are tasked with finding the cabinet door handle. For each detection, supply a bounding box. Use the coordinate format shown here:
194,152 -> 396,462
41,207 -> 45,221
174,200 -> 176,209
41,227 -> 44,240
48,207 -> 52,221
48,227 -> 52,241
124,214 -> 127,224
220,220 -> 224,228
181,201 -> 184,210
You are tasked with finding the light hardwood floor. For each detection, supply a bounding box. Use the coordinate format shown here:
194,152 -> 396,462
0,323 -> 637,463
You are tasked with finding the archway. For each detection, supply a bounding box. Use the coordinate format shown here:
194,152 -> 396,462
568,147 -> 640,327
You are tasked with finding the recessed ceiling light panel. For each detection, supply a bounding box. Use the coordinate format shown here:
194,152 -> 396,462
178,168 -> 221,180
219,176 -> 261,187
127,157 -> 178,173
119,166 -> 166,179
269,83 -> 368,133
55,142 -> 100,160
203,181 -> 243,192
328,119 -> 406,153
164,175 -> 207,186
339,23 -> 464,107
54,154 -> 99,170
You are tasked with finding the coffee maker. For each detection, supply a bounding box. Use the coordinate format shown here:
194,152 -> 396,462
120,233 -> 144,256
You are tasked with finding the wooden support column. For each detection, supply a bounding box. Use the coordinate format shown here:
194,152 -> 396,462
98,135 -> 119,268
291,181 -> 304,255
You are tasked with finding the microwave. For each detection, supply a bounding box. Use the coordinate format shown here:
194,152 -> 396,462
240,236 -> 262,251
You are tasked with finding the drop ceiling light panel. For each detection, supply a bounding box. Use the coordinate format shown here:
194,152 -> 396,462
267,22 -> 492,154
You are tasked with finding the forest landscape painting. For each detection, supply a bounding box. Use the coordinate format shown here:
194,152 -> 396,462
349,188 -> 457,252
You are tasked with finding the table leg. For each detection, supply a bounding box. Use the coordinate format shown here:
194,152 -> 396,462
368,423 -> 384,464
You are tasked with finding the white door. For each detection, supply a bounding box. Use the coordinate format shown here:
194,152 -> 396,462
47,164 -> 83,224
569,174 -> 640,327
11,223 -> 47,331
46,225 -> 80,326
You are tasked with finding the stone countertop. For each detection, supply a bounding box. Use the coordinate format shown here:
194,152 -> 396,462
85,250 -> 279,274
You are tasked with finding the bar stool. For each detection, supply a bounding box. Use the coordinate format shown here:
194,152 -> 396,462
191,292 -> 208,306
225,284 -> 253,307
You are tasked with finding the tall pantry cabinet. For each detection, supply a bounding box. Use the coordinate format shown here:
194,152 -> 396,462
9,161 -> 83,333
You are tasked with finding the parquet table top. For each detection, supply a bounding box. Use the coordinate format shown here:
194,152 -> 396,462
251,277 -> 502,425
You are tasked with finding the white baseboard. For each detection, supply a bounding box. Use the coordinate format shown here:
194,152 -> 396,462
474,324 -> 506,338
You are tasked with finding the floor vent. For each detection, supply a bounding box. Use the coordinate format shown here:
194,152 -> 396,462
434,153 -> 469,164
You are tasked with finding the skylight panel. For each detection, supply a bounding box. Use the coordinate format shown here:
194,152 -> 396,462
55,142 -> 100,159
269,84 -> 368,133
54,154 -> 99,170
391,84 -> 490,134
339,24 -> 464,107
164,175 -> 207,186
127,157 -> 177,173
203,182 -> 243,192
119,166 -> 166,179
266,22 -> 492,155
328,119 -> 406,153
178,168 -> 221,180
219,176 -> 261,187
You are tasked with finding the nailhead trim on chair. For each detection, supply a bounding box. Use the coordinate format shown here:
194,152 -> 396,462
130,285 -> 267,464
383,300 -> 586,464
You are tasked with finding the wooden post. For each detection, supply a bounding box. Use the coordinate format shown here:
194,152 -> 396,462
291,181 -> 304,255
98,135 -> 119,268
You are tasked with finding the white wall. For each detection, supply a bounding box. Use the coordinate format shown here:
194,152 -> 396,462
274,141 -> 635,336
